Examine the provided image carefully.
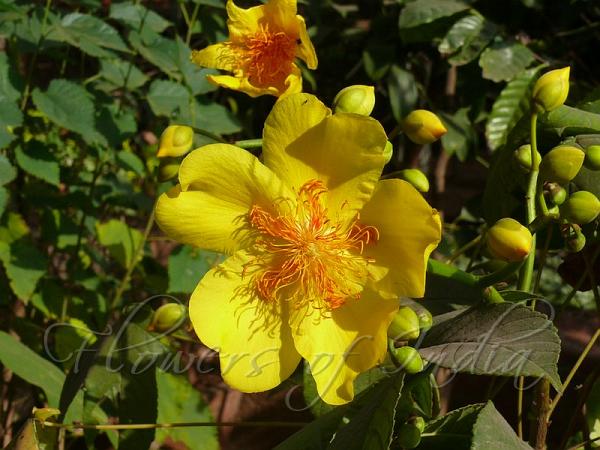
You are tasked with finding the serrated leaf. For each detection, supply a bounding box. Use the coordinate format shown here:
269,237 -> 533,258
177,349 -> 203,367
485,66 -> 542,150
0,238 -> 47,300
387,65 -> 417,122
147,79 -> 189,117
329,374 -> 405,450
174,36 -> 218,95
96,219 -> 144,268
32,79 -> 97,142
471,402 -> 533,450
0,154 -> 16,185
168,245 -> 223,294
399,0 -> 469,30
15,142 -> 60,186
0,52 -> 22,102
98,58 -> 148,90
128,28 -> 179,78
419,404 -> 484,450
419,303 -> 562,390
155,369 -> 218,449
116,151 -> 145,176
439,15 -> 497,66
0,97 -> 22,148
57,13 -> 129,58
440,108 -> 475,161
273,406 -> 347,450
109,2 -> 171,33
479,42 -> 535,82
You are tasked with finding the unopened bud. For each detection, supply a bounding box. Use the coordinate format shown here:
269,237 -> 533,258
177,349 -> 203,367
383,140 -> 393,164
514,144 -> 541,172
402,110 -> 447,145
157,125 -> 194,158
412,416 -> 426,433
532,67 -> 570,113
150,303 -> 187,333
392,346 -> 424,374
564,226 -> 586,253
584,145 -> 600,171
560,191 -> 600,225
486,218 -> 532,262
398,169 -> 430,193
158,157 -> 180,182
397,423 -> 422,449
546,183 -> 567,206
388,306 -> 420,340
332,85 -> 375,116
539,145 -> 585,184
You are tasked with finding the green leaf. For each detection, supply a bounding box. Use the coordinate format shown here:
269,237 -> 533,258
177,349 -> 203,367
0,331 -> 65,407
387,65 -> 418,122
419,403 -> 484,450
0,187 -> 7,217
273,406 -> 347,450
419,303 -> 562,390
32,79 -> 97,143
128,28 -> 179,78
471,402 -> 533,450
0,52 -> 22,102
15,142 -> 60,186
485,66 -> 542,151
96,219 -> 144,268
328,374 -> 405,450
399,0 -> 469,30
5,419 -> 58,450
56,13 -> 129,58
168,245 -> 223,294
109,2 -> 171,33
116,151 -> 145,177
95,103 -> 137,149
0,238 -> 47,300
0,97 -> 22,148
479,42 -> 535,82
439,14 -> 497,66
155,369 -> 218,449
98,58 -> 149,90
174,37 -> 218,95
0,154 -> 16,185
440,108 -> 475,161
147,79 -> 189,117
542,105 -> 600,137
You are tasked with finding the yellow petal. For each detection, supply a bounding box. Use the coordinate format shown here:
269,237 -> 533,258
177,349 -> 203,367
296,15 -> 317,69
207,72 -> 297,98
191,42 -> 239,71
263,93 -> 388,222
155,144 -> 292,254
226,0 -> 264,43
361,179 -> 442,298
264,0 -> 298,34
289,288 -> 398,405
189,251 -> 301,392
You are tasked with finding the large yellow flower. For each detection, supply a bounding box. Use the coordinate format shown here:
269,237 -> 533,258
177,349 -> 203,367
155,93 -> 441,405
191,0 -> 318,97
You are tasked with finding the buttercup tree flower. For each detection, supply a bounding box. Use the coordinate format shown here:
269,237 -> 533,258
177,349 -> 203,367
191,0 -> 318,97
155,93 -> 441,405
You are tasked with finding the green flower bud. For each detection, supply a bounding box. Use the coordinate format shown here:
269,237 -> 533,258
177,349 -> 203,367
388,306 -> 420,340
486,218 -> 533,262
383,140 -> 393,165
546,183 -> 567,206
157,125 -> 194,158
332,85 -> 375,116
150,303 -> 187,333
402,110 -> 447,145
539,145 -> 585,184
392,346 -> 424,374
158,157 -> 180,182
412,416 -> 426,433
560,191 -> 600,225
514,144 -> 541,173
564,227 -> 586,253
397,423 -> 422,449
398,169 -> 430,193
584,145 -> 600,171
532,67 -> 570,113
416,308 -> 433,332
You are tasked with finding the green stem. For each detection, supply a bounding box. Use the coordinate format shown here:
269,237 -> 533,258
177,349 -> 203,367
186,3 -> 201,45
477,261 -> 523,288
387,124 -> 403,140
191,126 -> 227,144
427,260 -> 504,303
533,226 -> 553,295
234,139 -> 263,149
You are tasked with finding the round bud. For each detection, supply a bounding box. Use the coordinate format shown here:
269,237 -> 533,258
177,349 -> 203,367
398,169 -> 430,193
411,416 -> 426,433
402,110 -> 447,145
514,144 -> 541,173
532,67 -> 570,113
332,85 -> 375,116
565,229 -> 586,253
560,191 -> 600,225
383,140 -> 393,165
388,306 -> 420,341
392,346 -> 424,374
486,218 -> 533,262
547,183 -> 567,206
150,303 -> 187,333
396,423 -> 422,449
157,125 -> 194,158
539,145 -> 585,184
158,157 -> 180,182
416,308 -> 433,332
584,145 -> 600,171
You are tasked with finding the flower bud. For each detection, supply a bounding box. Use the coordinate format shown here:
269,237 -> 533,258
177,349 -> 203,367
416,308 -> 433,332
402,110 -> 447,145
514,144 -> 541,173
560,191 -> 600,225
539,145 -> 585,184
150,303 -> 187,333
383,140 -> 393,165
392,346 -> 424,374
397,423 -> 422,449
546,183 -> 567,206
486,218 -> 533,262
332,85 -> 375,116
412,416 -> 426,433
158,157 -> 180,182
584,145 -> 600,171
397,169 -> 430,193
388,306 -> 420,340
157,125 -> 194,158
532,67 -> 570,113
564,227 -> 586,253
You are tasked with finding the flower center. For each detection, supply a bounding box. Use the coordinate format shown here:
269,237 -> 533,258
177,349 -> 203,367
243,24 -> 297,86
247,180 -> 378,310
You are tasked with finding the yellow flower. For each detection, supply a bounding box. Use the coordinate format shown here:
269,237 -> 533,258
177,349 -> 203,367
155,93 -> 441,405
191,0 -> 318,98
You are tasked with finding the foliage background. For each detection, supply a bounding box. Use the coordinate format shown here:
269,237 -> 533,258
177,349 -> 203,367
0,0 -> 599,449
